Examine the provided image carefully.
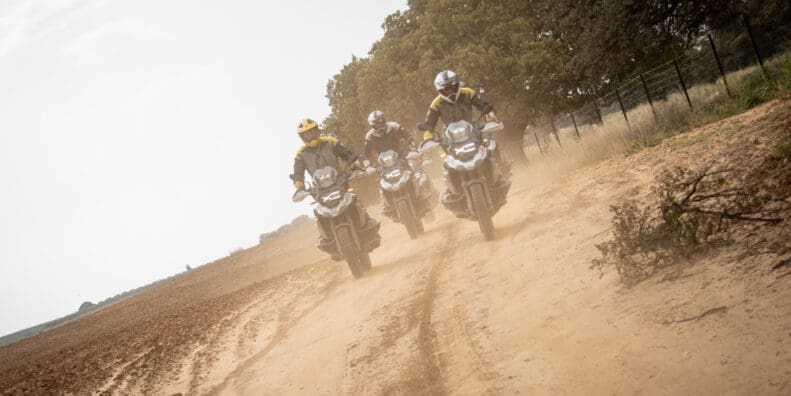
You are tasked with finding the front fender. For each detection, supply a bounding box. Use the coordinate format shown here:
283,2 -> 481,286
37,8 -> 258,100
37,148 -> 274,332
315,192 -> 355,218
379,170 -> 412,192
444,145 -> 488,171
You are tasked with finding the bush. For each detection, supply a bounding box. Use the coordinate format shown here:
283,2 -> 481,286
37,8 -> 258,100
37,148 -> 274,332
593,163 -> 791,286
738,71 -> 772,109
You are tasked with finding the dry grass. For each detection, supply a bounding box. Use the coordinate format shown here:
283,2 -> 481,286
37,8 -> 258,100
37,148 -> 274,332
589,98 -> 791,286
522,54 -> 791,173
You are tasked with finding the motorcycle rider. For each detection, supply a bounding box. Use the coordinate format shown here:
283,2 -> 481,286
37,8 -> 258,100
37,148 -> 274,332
363,110 -> 424,219
417,70 -> 511,216
290,118 -> 380,258
363,110 -> 414,160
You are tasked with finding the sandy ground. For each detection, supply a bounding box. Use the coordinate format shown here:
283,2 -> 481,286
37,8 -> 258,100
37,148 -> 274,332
1,99 -> 790,395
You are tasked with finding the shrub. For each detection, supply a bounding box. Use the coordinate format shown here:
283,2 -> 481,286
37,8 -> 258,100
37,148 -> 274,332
593,164 -> 791,286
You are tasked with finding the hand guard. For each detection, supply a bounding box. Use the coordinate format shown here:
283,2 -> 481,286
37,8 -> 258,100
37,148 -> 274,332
484,112 -> 498,122
349,160 -> 364,171
292,188 -> 310,203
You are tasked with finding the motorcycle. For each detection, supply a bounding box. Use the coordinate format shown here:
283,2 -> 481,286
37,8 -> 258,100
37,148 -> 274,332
292,165 -> 380,278
377,149 -> 437,239
421,119 -> 510,240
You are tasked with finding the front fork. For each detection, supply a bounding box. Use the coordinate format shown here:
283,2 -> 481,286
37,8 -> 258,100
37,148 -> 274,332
461,173 -> 493,216
317,195 -> 379,256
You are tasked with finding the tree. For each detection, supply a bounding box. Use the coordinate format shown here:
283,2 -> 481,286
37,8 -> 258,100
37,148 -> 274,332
78,301 -> 96,312
322,0 -> 791,164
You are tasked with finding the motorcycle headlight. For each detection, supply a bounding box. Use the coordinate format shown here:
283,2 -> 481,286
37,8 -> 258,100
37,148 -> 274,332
445,121 -> 474,144
384,168 -> 403,182
313,167 -> 338,189
319,189 -> 343,206
378,150 -> 398,169
452,141 -> 478,158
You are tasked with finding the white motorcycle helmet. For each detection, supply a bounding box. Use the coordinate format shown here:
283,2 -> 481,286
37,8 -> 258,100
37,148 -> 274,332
367,110 -> 387,137
434,70 -> 461,103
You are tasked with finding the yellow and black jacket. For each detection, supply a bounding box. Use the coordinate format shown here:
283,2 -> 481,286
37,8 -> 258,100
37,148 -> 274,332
290,136 -> 358,189
418,87 -> 493,132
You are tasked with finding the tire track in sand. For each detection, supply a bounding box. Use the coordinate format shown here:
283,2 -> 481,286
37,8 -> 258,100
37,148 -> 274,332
414,225 -> 457,393
373,224 -> 457,395
205,265 -> 343,395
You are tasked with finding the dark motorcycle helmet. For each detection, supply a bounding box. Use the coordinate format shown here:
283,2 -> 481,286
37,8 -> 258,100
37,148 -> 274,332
367,110 -> 387,137
434,70 -> 460,103
297,118 -> 320,147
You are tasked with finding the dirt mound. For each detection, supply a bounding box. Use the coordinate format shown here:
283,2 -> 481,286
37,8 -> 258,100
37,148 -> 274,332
1,99 -> 789,394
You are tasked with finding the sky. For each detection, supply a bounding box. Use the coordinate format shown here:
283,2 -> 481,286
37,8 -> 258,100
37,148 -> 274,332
0,0 -> 406,337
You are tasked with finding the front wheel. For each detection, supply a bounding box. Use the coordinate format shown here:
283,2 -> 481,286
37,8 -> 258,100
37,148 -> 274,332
469,183 -> 495,241
396,200 -> 420,239
336,226 -> 364,278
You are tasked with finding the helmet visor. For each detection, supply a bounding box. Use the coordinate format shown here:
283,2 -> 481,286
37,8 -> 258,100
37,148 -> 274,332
373,119 -> 386,132
439,82 -> 459,97
299,128 -> 319,143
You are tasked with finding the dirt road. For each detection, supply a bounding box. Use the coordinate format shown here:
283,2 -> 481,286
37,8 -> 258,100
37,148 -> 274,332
1,100 -> 789,394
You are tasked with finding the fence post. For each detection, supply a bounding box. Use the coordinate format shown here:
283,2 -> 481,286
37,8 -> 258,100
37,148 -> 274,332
707,34 -> 732,97
673,59 -> 693,111
550,119 -> 562,147
569,112 -> 581,139
615,88 -> 631,130
594,100 -> 604,125
743,15 -> 768,77
639,74 -> 658,121
533,131 -> 544,155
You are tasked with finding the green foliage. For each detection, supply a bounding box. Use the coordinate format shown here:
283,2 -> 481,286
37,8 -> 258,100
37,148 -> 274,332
323,0 -> 790,153
323,0 -> 575,147
711,58 -> 791,118
777,57 -> 791,91
738,72 -> 772,109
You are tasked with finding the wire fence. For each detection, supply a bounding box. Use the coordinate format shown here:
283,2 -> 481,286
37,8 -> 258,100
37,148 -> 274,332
524,11 -> 791,155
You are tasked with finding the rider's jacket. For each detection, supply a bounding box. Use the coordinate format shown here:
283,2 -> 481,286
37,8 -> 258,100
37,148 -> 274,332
418,87 -> 492,132
363,121 -> 414,160
290,136 -> 358,187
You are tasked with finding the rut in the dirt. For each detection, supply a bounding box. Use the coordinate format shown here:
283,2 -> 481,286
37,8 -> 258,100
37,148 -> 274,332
205,267 -> 343,395
372,225 -> 457,394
